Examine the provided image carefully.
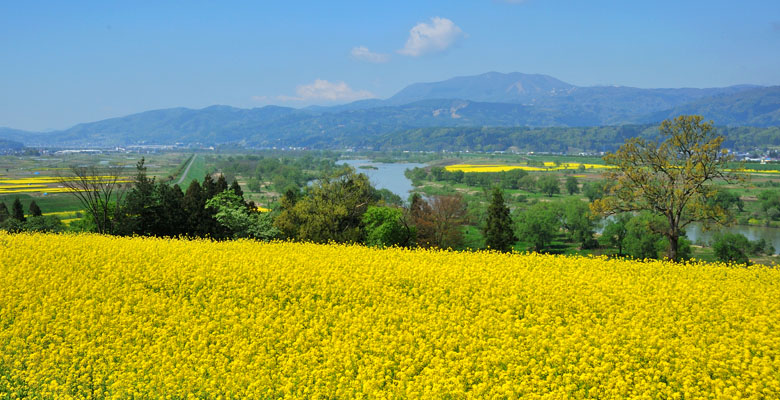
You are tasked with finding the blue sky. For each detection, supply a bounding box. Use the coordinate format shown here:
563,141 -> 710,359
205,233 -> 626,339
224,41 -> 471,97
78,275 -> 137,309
1,0 -> 779,131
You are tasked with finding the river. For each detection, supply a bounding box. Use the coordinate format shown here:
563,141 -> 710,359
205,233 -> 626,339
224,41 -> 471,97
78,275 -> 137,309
597,217 -> 780,254
685,222 -> 780,254
338,159 -> 426,200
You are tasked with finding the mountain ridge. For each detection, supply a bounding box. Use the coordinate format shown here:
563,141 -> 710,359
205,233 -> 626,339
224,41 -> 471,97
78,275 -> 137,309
1,72 -> 778,148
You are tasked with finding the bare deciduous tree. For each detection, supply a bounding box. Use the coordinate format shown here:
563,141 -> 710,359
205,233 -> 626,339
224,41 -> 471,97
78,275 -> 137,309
59,164 -> 127,234
430,194 -> 468,249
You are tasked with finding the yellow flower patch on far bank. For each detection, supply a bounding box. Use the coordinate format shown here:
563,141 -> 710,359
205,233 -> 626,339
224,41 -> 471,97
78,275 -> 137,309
445,163 -> 616,173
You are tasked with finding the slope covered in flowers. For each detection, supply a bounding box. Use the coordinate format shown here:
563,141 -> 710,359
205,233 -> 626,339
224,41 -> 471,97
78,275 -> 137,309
1,233 -> 779,399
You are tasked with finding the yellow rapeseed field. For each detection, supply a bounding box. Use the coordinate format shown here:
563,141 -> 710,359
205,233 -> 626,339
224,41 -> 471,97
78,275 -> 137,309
445,163 -> 616,173
0,177 -> 132,194
1,233 -> 779,399
443,164 -> 780,175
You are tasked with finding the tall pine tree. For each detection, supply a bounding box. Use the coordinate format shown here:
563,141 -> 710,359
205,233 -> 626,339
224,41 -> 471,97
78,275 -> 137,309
28,201 -> 42,217
484,187 -> 516,252
215,175 -> 228,194
203,174 -> 220,199
230,179 -> 244,197
11,198 -> 26,222
0,202 -> 9,222
183,179 -> 208,236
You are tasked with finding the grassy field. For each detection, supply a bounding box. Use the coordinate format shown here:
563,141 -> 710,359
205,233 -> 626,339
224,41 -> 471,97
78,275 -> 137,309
170,154 -> 209,187
0,152 -> 199,215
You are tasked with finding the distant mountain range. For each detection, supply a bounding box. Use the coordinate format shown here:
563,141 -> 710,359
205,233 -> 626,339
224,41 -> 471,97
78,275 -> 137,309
2,72 -> 779,149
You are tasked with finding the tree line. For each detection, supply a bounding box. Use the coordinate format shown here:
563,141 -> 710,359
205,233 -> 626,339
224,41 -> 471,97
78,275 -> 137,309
3,116 -> 774,265
0,198 -> 62,233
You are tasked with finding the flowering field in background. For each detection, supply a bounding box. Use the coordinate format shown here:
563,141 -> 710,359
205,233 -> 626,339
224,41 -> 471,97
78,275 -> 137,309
1,233 -> 779,398
41,211 -> 83,225
443,163 -> 780,175
0,176 -> 132,194
444,163 -> 616,173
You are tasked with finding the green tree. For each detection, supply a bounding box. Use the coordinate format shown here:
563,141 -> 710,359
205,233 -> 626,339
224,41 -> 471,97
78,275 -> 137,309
0,217 -> 24,233
709,189 -> 744,212
0,202 -> 9,223
119,158 -> 156,235
230,179 -> 244,197
560,198 -> 598,249
565,176 -> 580,195
23,215 -> 64,233
591,115 -> 744,261
202,174 -> 217,199
537,174 -> 560,197
518,175 -> 537,192
622,212 -> 666,260
748,238 -> 775,256
28,201 -> 42,217
154,183 -> 187,237
183,179 -> 213,237
362,206 -> 414,248
206,190 -> 279,240
599,213 -> 631,256
11,198 -> 25,222
712,233 -> 751,265
274,168 -> 375,243
483,187 -> 516,252
374,188 -> 403,206
758,190 -> 780,219
215,175 -> 229,194
582,181 -> 606,202
120,159 -> 188,237
515,202 -> 559,252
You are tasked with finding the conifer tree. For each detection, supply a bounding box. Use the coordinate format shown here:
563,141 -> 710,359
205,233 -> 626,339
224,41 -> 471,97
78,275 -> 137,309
12,198 -> 26,222
230,179 -> 244,197
484,187 -> 516,252
202,174 -> 217,199
0,202 -> 9,222
183,179 -> 208,236
29,201 -> 42,217
215,175 -> 228,194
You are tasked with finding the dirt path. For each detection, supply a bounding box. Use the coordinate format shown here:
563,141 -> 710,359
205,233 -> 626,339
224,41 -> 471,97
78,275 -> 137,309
174,155 -> 196,186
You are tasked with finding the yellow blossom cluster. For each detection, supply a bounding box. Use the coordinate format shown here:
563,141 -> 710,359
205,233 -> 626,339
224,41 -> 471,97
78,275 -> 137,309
725,168 -> 780,174
0,177 -> 132,194
41,211 -> 83,225
1,232 -> 779,399
445,163 -> 616,173
0,187 -> 87,194
0,176 -> 128,185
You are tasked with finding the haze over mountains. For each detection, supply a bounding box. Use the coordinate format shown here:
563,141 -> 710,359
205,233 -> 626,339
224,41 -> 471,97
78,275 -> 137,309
2,72 -> 779,149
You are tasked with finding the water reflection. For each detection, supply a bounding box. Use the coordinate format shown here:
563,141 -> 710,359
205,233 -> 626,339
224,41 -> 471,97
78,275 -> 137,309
338,159 -> 426,200
685,222 -> 780,254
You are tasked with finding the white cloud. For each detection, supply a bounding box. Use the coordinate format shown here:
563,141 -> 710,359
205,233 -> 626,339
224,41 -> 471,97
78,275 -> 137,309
278,79 -> 375,102
250,95 -> 268,102
351,46 -> 390,63
398,17 -> 465,57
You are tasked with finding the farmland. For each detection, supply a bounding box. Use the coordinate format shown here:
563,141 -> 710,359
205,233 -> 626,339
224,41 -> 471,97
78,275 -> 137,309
0,153 -> 202,214
1,232 -> 779,398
